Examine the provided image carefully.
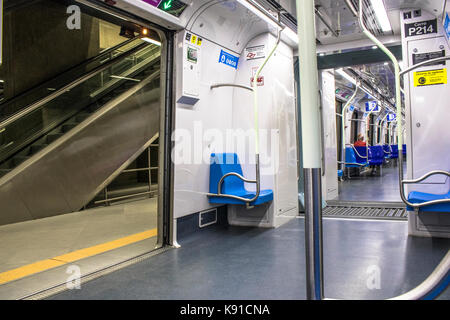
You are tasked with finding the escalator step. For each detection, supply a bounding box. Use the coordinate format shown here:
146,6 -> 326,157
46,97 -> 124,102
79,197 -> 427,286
0,169 -> 11,177
98,97 -> 112,105
124,82 -> 136,89
46,133 -> 64,144
13,156 -> 30,167
62,123 -> 77,133
75,113 -> 90,122
30,144 -> 48,154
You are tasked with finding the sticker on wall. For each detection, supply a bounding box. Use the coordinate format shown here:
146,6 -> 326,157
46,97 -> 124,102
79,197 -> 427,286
245,45 -> 265,61
191,34 -> 198,45
218,50 -> 239,69
187,47 -> 198,63
413,50 -> 446,67
414,69 -> 447,87
250,67 -> 264,86
405,19 -> 438,38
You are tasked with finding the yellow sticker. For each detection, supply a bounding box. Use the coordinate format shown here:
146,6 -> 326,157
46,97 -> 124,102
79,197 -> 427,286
414,69 -> 447,87
191,35 -> 197,45
197,38 -> 202,46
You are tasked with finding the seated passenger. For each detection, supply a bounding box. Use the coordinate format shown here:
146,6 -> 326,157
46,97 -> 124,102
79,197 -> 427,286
354,134 -> 367,147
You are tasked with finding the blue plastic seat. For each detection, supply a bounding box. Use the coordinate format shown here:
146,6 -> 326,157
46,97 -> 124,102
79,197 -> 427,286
383,145 -> 391,159
390,145 -> 399,159
345,147 -> 367,168
407,190 -> 450,212
368,146 -> 384,166
402,144 -> 407,156
338,170 -> 343,178
354,146 -> 368,164
208,153 -> 273,206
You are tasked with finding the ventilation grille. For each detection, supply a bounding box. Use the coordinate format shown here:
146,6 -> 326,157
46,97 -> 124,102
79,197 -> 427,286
322,205 -> 407,220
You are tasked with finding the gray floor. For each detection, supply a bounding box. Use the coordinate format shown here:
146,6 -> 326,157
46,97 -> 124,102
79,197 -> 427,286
49,217 -> 450,300
336,161 -> 405,203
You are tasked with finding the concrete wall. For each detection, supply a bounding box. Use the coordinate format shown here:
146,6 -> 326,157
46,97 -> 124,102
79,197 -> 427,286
0,0 -> 101,104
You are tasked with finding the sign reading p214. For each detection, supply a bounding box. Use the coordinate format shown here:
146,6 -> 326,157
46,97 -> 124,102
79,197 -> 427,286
405,19 -> 438,37
365,101 -> 380,113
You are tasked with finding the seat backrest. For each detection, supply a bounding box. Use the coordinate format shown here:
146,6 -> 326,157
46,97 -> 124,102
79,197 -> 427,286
345,147 -> 357,164
209,153 -> 245,194
354,146 -> 368,163
383,145 -> 390,153
391,145 -> 399,155
369,146 -> 384,160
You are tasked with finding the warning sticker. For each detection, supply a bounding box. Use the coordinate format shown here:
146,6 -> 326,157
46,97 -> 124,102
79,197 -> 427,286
250,67 -> 264,86
414,69 -> 447,87
245,45 -> 265,61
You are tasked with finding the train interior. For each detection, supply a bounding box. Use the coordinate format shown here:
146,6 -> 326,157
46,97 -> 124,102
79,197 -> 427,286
0,0 -> 448,300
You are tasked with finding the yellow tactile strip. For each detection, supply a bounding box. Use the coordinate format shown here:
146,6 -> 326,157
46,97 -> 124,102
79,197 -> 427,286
0,229 -> 157,285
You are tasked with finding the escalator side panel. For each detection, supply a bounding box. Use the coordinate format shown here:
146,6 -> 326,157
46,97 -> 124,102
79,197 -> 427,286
0,180 -> 34,225
0,74 -> 160,225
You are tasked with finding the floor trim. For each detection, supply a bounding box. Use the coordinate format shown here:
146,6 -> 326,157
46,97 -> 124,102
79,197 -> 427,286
0,228 -> 157,286
20,246 -> 172,300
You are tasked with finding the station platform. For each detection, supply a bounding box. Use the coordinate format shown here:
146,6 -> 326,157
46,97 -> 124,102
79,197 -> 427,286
0,198 -> 159,299
48,216 -> 449,300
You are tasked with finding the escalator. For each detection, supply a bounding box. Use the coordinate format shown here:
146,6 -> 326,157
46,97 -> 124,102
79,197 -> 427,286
0,37 -> 162,225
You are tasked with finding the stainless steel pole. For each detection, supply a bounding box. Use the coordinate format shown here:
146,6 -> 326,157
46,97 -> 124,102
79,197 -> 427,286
296,0 -> 324,300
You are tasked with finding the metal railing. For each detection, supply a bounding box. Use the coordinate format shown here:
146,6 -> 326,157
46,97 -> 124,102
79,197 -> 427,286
94,142 -> 159,206
0,41 -> 148,131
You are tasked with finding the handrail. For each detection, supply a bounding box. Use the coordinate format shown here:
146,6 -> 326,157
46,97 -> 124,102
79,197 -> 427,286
338,161 -> 367,167
210,83 -> 254,92
400,56 -> 450,76
389,251 -> 450,300
207,28 -> 282,204
356,0 -> 450,300
346,143 -> 368,160
394,31 -> 450,209
340,87 -> 359,172
0,41 -> 148,130
400,171 -> 450,208
206,159 -> 260,204
0,37 -> 139,120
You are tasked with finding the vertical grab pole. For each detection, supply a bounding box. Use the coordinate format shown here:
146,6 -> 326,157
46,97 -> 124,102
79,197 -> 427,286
380,113 -> 389,145
365,108 -> 375,160
252,28 -> 281,198
340,87 -> 359,172
357,0 -> 404,191
296,0 -> 324,300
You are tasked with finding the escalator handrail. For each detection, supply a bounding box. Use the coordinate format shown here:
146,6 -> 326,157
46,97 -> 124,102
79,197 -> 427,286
0,37 -> 140,122
0,40 -> 149,130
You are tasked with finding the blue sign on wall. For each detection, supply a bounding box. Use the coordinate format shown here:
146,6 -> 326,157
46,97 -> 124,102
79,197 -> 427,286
365,101 -> 380,113
349,105 -> 355,112
219,50 -> 239,69
444,12 -> 450,43
387,114 -> 397,122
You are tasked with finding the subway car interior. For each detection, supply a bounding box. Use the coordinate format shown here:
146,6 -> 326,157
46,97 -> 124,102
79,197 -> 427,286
0,0 -> 448,301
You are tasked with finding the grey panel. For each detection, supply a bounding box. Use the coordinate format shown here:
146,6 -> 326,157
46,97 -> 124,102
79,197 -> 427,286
0,73 -> 160,225
0,181 -> 33,224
